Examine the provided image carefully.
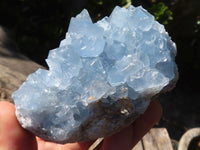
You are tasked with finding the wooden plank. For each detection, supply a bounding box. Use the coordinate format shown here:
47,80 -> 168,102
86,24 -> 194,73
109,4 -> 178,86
131,128 -> 173,150
132,140 -> 143,150
150,128 -> 173,150
142,131 -> 159,150
142,128 -> 173,150
89,138 -> 103,150
89,128 -> 173,150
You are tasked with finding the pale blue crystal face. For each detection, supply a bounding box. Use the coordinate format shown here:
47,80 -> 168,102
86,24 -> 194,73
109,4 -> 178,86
12,5 -> 178,143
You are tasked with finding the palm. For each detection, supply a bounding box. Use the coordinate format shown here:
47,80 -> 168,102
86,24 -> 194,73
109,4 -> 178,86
0,100 -> 162,150
36,137 -> 93,150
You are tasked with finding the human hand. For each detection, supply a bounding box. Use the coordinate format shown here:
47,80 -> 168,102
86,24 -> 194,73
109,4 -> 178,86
0,100 -> 162,150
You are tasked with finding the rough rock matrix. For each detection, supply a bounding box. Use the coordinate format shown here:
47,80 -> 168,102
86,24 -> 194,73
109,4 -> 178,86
12,5 -> 178,143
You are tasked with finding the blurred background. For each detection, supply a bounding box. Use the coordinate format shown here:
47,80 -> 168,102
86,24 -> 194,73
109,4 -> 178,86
0,0 -> 199,144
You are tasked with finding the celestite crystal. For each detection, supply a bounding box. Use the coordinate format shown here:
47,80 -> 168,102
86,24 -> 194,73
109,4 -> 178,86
12,5 -> 178,143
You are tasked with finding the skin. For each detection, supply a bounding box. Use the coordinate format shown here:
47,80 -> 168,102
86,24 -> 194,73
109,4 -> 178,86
0,100 -> 162,150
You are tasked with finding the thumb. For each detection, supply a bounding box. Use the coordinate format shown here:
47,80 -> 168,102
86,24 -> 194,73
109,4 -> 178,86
0,101 -> 37,150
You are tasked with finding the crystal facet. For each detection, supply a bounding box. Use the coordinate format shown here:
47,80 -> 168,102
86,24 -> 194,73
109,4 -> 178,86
12,5 -> 178,143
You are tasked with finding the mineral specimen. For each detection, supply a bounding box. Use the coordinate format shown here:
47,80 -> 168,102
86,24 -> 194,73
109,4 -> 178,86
12,5 -> 178,143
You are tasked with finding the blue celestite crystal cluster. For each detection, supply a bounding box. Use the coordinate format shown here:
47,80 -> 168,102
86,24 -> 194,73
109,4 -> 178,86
12,5 -> 178,143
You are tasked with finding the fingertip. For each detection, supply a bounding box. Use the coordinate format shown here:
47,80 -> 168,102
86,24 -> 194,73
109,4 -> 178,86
151,100 -> 162,115
142,100 -> 163,125
0,101 -> 37,150
100,100 -> 162,150
130,100 -> 162,146
0,101 -> 15,115
64,141 -> 95,150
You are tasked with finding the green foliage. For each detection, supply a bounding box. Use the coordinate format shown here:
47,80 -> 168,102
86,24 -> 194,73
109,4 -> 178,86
91,0 -> 130,6
193,15 -> 200,69
194,16 -> 200,34
148,2 -> 173,25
